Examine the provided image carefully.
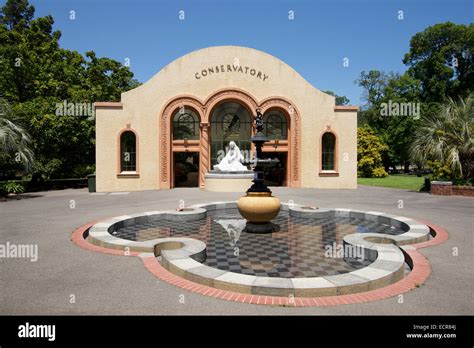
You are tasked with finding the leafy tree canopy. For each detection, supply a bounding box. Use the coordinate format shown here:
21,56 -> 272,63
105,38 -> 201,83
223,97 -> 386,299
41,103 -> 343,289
410,94 -> 473,180
0,0 -> 34,29
322,90 -> 350,106
356,23 -> 472,172
356,71 -> 423,169
0,0 -> 140,179
403,22 -> 474,102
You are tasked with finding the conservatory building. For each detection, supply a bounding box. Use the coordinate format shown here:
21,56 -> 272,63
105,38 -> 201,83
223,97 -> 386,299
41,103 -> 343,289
94,46 -> 358,192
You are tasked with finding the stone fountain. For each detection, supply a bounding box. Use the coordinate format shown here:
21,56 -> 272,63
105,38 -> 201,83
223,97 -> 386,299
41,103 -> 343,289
237,109 -> 281,233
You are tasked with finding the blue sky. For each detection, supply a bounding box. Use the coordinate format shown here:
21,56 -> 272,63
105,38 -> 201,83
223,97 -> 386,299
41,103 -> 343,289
23,0 -> 474,105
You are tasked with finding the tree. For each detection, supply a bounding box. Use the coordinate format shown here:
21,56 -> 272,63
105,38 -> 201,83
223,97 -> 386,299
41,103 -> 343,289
356,70 -> 389,108
0,0 -> 140,179
377,73 -> 422,171
322,90 -> 350,106
410,94 -> 473,181
357,125 -> 389,178
403,22 -> 474,102
355,70 -> 391,129
0,0 -> 34,29
356,71 -> 422,170
0,98 -> 33,172
14,97 -> 95,179
355,23 -> 473,176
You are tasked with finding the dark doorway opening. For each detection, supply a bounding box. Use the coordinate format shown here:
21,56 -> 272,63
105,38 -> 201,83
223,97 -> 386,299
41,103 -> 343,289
262,152 -> 287,186
173,152 -> 199,187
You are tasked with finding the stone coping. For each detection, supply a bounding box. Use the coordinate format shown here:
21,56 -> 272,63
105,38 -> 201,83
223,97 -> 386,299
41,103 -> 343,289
334,105 -> 359,111
94,102 -> 123,108
87,201 -> 431,297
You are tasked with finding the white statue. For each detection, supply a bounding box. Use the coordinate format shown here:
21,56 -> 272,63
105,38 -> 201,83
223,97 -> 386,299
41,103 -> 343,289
214,141 -> 249,171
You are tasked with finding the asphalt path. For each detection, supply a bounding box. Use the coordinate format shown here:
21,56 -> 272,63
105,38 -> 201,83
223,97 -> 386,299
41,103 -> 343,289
0,186 -> 472,315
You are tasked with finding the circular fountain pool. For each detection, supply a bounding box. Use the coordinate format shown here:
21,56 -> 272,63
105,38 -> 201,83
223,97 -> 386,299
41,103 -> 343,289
85,202 -> 432,297
111,207 -> 406,278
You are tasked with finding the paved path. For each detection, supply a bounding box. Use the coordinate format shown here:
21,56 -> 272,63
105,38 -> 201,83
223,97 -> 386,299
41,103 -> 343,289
0,186 -> 472,315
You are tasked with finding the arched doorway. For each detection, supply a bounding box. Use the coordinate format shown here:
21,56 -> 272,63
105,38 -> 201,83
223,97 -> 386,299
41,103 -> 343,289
159,89 -> 300,189
260,97 -> 300,188
171,106 -> 201,188
261,108 -> 289,186
209,101 -> 252,168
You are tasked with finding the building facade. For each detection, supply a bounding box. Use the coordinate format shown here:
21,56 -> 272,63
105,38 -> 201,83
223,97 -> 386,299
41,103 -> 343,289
95,46 -> 358,192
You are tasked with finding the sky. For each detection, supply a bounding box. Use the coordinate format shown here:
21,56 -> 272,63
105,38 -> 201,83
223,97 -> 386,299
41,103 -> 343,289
19,0 -> 474,105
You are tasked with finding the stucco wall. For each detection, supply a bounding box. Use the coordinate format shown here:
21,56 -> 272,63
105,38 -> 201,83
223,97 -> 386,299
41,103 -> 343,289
95,46 -> 357,192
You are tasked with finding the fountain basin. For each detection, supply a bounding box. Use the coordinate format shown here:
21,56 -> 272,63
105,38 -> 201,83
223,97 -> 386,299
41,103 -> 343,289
205,171 -> 254,192
83,202 -> 436,298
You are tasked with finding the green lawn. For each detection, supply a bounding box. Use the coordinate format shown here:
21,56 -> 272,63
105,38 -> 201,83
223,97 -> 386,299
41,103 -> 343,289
358,174 -> 425,190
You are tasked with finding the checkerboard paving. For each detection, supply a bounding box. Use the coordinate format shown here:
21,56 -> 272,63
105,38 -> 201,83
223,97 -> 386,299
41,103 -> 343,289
113,209 -> 406,278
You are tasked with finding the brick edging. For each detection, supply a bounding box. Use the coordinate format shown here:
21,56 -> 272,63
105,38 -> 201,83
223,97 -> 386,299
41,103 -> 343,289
411,222 -> 449,249
71,221 -> 141,257
70,220 -> 448,307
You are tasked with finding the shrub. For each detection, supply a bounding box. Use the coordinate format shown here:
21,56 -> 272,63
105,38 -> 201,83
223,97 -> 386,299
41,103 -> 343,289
0,181 -> 25,196
357,126 -> 389,178
425,160 -> 472,187
410,95 -> 473,181
73,164 -> 96,178
452,178 -> 473,186
372,167 -> 389,178
427,160 -> 454,181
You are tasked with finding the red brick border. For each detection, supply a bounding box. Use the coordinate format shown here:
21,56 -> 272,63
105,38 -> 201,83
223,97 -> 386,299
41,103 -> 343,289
452,185 -> 474,196
431,181 -> 474,196
70,219 -> 448,307
71,222 -> 141,257
413,221 -> 449,249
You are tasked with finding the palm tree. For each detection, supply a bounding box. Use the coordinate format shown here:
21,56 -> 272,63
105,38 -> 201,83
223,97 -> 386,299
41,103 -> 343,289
410,95 -> 473,180
0,98 -> 34,171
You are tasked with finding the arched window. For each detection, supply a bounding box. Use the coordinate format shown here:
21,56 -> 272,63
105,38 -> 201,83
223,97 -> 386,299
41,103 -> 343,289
264,110 -> 288,140
321,132 -> 336,171
120,131 -> 137,172
173,108 -> 199,140
222,113 -> 241,133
